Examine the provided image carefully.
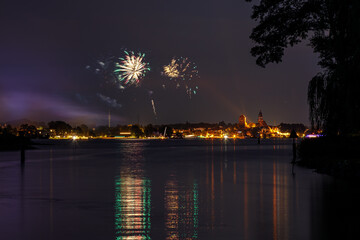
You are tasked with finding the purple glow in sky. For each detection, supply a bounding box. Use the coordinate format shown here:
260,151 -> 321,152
0,91 -> 125,126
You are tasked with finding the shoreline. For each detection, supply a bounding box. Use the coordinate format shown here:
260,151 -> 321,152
298,137 -> 360,180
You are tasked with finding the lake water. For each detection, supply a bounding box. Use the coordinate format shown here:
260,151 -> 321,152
0,139 -> 359,240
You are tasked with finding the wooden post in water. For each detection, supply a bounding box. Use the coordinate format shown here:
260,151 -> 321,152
289,129 -> 298,175
21,145 -> 25,163
290,129 -> 298,160
19,131 -> 26,165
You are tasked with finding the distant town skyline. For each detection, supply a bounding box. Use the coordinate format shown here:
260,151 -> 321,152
2,110 -> 308,129
0,0 -> 319,126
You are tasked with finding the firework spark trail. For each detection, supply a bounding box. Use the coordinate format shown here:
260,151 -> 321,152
151,99 -> 157,118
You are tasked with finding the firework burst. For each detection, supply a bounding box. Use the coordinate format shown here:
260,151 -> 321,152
162,57 -> 198,80
114,51 -> 150,88
163,59 -> 180,78
162,57 -> 199,98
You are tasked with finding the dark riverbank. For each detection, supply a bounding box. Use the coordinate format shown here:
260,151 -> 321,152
298,137 -> 360,179
0,134 -> 33,151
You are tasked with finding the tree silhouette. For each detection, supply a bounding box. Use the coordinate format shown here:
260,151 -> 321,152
246,0 -> 360,135
48,121 -> 72,136
130,125 -> 144,138
144,124 -> 154,137
20,124 -> 38,138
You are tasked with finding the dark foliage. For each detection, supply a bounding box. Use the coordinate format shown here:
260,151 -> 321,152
279,123 -> 307,133
74,124 -> 90,136
130,125 -> 144,138
0,132 -> 32,151
246,0 -> 360,135
144,124 -> 154,137
19,124 -> 38,138
298,137 -> 360,178
48,121 -> 73,135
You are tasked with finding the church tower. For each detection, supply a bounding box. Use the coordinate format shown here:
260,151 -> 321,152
258,110 -> 268,127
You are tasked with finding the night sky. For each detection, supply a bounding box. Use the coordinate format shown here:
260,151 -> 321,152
0,0 -> 319,126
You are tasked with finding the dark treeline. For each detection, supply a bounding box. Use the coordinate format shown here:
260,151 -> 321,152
246,0 -> 360,178
0,124 -> 32,151
279,123 -> 307,134
161,121 -> 237,130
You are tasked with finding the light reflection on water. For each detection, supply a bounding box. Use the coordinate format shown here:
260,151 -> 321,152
0,139 -> 359,240
112,140 -> 309,240
164,178 -> 198,240
115,142 -> 151,240
114,177 -> 151,240
113,140 -> 299,240
115,142 -> 199,240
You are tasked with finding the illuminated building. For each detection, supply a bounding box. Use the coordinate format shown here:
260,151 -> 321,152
238,115 -> 247,128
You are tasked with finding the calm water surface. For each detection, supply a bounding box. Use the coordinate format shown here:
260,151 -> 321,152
0,139 -> 359,240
